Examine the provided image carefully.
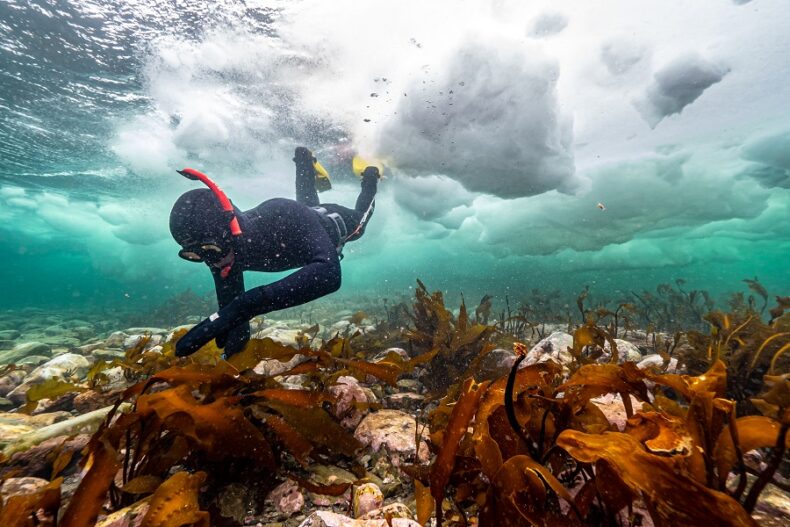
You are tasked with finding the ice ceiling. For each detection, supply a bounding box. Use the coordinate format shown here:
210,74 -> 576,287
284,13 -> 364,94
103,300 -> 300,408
0,0 -> 788,307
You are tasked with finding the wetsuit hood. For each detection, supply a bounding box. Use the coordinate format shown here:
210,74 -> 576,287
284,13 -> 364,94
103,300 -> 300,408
169,188 -> 240,250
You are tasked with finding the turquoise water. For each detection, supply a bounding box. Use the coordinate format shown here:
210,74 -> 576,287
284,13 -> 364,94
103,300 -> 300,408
1,0 -> 788,314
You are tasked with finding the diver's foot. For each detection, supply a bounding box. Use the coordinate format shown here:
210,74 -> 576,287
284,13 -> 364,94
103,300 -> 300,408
293,146 -> 315,166
361,166 -> 381,180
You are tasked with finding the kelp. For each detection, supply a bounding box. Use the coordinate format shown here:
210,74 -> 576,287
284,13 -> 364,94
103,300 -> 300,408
414,297 -> 788,526
403,280 -> 497,393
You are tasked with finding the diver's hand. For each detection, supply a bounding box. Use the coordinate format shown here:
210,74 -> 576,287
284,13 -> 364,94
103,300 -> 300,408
216,322 -> 250,358
175,301 -> 250,357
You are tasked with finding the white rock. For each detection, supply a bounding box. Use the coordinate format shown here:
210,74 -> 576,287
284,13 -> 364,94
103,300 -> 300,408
24,353 -> 91,384
604,339 -> 643,363
524,332 -> 574,367
254,354 -> 308,377
298,511 -> 420,527
637,353 -> 679,374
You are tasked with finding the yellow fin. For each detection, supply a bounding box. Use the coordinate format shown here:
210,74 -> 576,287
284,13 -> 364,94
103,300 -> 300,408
352,155 -> 384,177
314,160 -> 331,192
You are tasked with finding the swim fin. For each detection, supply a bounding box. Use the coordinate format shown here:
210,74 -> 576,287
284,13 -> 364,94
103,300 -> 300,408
352,155 -> 384,178
314,160 -> 332,192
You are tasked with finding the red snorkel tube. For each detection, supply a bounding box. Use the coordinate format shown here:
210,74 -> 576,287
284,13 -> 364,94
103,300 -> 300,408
177,167 -> 242,235
177,168 -> 241,278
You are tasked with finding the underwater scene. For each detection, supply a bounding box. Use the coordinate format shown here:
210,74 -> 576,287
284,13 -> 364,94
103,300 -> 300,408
0,0 -> 789,525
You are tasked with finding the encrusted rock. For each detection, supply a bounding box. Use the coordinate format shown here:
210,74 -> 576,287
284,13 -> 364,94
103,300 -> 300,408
298,511 -> 420,527
354,410 -> 430,465
604,339 -> 642,363
477,347 -> 516,380
266,479 -> 304,516
329,376 -> 375,429
360,502 -> 414,521
591,393 -> 644,431
1,433 -> 89,479
352,483 -> 383,518
0,476 -> 49,505
523,332 -> 574,367
254,354 -> 309,377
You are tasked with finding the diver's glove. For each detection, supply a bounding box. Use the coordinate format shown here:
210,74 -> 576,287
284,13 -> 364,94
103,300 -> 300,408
216,321 -> 250,359
175,300 -> 251,357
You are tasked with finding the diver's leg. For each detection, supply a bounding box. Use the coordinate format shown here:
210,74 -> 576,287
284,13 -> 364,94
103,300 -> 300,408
355,166 -> 380,213
294,147 -> 320,207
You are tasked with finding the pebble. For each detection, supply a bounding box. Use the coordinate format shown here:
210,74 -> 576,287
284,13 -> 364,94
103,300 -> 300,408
267,479 -> 304,516
352,483 -> 383,518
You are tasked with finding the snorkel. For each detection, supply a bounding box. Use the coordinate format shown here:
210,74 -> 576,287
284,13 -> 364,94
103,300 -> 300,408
177,168 -> 241,278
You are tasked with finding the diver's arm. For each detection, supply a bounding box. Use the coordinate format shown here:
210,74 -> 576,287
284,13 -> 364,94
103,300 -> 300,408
211,264 -> 245,308
209,264 -> 250,356
176,241 -> 340,357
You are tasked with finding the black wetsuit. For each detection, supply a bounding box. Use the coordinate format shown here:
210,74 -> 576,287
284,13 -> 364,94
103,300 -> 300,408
171,154 -> 378,357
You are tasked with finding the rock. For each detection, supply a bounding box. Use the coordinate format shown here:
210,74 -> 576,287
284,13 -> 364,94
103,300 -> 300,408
95,498 -> 150,527
604,339 -> 642,363
124,327 -> 168,335
105,331 -> 128,347
307,465 -> 356,507
7,353 -> 91,404
73,389 -> 124,414
23,353 -> 91,385
254,327 -> 302,347
371,348 -> 409,362
354,410 -> 430,465
591,393 -> 644,431
0,340 -> 15,350
360,503 -> 414,521
0,476 -> 49,505
18,355 -> 50,366
298,511 -> 420,527
215,482 -> 259,524
524,332 -> 574,367
0,342 -> 51,364
1,434 -> 90,479
43,325 -> 68,336
122,334 -> 162,351
329,376 -> 375,429
352,483 -> 383,518
384,393 -> 424,412
476,347 -> 515,380
0,411 -> 73,443
0,370 -> 27,396
254,354 -> 308,377
0,397 -> 14,410
395,379 -> 420,391
266,479 -> 304,516
76,342 -> 105,355
0,330 -> 21,340
637,353 -> 679,374
90,348 -> 126,361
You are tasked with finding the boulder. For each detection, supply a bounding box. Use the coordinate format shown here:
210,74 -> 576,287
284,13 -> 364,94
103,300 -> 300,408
0,330 -> 21,340
591,393 -> 644,432
104,331 -> 128,348
0,342 -> 51,364
18,355 -> 50,366
254,354 -> 309,377
354,410 -> 430,464
0,340 -> 15,350
0,411 -> 72,443
523,332 -> 574,367
23,353 -> 90,384
1,434 -> 90,479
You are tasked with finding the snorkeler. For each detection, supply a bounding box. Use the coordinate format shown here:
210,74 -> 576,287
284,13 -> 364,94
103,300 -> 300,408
169,147 -> 380,358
